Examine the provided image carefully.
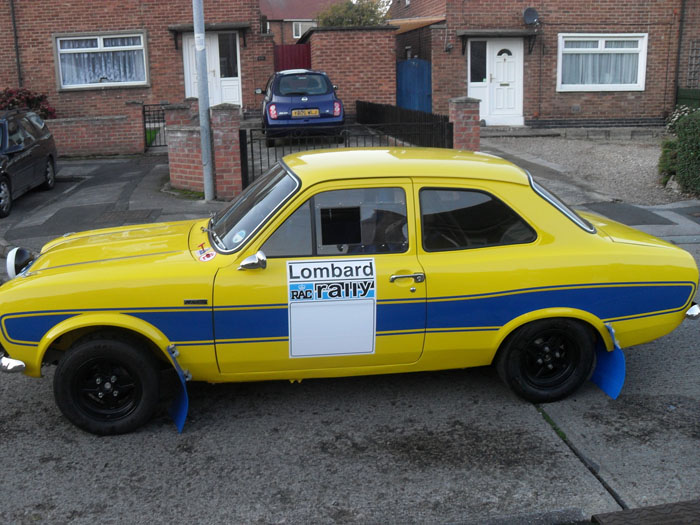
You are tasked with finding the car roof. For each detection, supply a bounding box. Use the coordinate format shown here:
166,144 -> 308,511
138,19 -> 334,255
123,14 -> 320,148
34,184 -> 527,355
276,69 -> 327,76
282,147 -> 532,187
0,108 -> 27,121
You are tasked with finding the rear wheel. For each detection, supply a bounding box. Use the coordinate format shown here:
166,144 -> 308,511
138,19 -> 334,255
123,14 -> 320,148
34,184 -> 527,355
53,336 -> 161,435
495,319 -> 596,403
40,158 -> 55,190
0,176 -> 12,218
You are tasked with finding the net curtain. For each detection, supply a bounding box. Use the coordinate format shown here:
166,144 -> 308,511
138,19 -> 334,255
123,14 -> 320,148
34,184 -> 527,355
59,37 -> 146,86
562,40 -> 639,85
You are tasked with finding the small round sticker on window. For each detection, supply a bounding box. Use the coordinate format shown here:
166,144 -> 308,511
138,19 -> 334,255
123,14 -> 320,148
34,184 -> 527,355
232,230 -> 246,244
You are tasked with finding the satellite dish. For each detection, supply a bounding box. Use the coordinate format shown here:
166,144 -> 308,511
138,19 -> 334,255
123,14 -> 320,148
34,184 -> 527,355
523,7 -> 540,25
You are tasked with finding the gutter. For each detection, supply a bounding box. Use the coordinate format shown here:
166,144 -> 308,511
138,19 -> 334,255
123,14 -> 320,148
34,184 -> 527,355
9,0 -> 22,87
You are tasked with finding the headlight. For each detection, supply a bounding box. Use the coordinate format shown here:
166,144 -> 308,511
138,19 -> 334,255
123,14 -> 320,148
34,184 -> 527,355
6,247 -> 35,279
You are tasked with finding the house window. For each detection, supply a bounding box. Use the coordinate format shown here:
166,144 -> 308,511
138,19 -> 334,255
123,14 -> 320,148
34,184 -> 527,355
56,33 -> 148,89
557,33 -> 647,92
293,21 -> 316,39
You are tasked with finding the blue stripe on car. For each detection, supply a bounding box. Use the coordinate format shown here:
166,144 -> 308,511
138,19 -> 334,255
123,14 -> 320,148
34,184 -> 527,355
1,282 -> 694,346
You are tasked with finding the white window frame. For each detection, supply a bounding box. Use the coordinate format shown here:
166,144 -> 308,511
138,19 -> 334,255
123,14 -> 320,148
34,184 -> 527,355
292,20 -> 316,39
556,33 -> 647,92
55,32 -> 149,90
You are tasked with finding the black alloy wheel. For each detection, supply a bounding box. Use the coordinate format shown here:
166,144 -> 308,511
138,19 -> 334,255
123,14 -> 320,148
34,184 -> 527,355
496,318 -> 596,403
41,158 -> 55,190
54,336 -> 160,435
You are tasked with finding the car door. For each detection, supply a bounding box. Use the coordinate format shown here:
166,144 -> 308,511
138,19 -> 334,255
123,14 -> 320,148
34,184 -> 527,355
213,178 -> 427,375
413,180 -> 540,368
4,117 -> 38,196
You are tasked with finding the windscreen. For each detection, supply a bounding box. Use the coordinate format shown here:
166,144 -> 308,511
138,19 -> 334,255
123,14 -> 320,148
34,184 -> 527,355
210,163 -> 299,252
276,74 -> 331,96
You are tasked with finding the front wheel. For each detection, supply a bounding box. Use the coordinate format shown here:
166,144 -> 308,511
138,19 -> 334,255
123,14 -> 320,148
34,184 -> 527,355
495,319 -> 596,403
53,336 -> 161,435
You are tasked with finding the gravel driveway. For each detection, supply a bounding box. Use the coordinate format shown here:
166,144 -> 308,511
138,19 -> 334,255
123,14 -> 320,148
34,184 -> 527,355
483,135 -> 679,205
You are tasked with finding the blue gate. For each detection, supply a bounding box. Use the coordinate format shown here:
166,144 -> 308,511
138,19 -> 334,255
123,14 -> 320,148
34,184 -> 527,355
397,59 -> 431,113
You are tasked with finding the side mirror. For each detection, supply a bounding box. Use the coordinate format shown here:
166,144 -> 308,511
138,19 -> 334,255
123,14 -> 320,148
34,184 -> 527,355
255,88 -> 264,95
333,85 -> 338,91
238,250 -> 267,271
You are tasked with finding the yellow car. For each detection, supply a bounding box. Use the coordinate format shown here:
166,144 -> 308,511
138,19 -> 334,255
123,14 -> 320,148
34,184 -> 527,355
1,148 -> 697,435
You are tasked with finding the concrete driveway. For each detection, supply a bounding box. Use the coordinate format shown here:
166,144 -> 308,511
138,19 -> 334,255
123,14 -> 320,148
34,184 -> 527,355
0,148 -> 699,524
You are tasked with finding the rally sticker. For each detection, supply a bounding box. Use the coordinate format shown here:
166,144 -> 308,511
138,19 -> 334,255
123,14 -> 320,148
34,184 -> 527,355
287,259 -> 376,358
196,243 -> 217,262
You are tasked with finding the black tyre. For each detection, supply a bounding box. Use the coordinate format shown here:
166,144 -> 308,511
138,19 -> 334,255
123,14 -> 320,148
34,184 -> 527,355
53,336 -> 160,435
0,176 -> 12,218
495,318 -> 596,403
40,158 -> 56,190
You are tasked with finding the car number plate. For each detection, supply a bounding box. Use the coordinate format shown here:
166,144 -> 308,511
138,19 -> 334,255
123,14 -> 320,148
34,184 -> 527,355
292,109 -> 320,117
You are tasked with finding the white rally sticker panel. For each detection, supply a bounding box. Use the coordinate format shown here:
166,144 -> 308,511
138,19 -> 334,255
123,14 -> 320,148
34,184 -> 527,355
287,258 -> 376,358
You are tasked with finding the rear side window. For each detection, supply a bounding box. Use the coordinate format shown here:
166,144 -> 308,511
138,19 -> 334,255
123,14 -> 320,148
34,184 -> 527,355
276,74 -> 331,96
420,188 -> 536,251
26,112 -> 46,131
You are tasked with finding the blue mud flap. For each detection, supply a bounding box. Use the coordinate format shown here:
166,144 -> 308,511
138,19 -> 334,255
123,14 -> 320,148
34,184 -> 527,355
591,323 -> 626,399
166,345 -> 190,433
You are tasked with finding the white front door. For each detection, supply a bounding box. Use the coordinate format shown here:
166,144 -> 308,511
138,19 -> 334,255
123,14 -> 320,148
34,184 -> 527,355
183,32 -> 241,106
467,38 -> 524,126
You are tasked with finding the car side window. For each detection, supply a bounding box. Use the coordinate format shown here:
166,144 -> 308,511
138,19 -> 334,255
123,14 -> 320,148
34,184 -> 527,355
262,187 -> 408,257
420,188 -> 536,251
26,113 -> 46,132
262,201 -> 313,257
315,188 -> 407,255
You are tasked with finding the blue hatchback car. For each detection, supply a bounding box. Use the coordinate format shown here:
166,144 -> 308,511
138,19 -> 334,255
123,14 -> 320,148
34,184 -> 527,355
257,69 -> 344,145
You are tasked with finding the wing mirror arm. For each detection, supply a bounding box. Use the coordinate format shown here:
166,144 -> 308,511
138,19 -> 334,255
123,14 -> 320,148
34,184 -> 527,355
238,250 -> 267,271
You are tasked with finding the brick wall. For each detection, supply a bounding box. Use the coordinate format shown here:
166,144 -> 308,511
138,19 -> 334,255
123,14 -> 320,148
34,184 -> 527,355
395,26 -> 433,61
420,0 -> 684,122
165,102 -> 243,199
0,1 -> 18,86
449,97 -> 480,151
267,20 -> 300,46
49,102 -> 144,156
307,28 -> 397,116
392,0 -> 685,123
0,0 -> 274,154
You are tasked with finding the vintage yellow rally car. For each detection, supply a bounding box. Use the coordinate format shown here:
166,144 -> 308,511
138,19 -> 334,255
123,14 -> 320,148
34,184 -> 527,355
1,148 -> 697,435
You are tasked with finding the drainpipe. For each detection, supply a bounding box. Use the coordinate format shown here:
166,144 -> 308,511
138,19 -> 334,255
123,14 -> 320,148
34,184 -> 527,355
9,0 -> 23,87
674,0 -> 687,103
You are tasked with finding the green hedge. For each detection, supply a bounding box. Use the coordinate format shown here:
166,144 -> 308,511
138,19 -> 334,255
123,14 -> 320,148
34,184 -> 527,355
676,111 -> 700,193
658,138 -> 678,185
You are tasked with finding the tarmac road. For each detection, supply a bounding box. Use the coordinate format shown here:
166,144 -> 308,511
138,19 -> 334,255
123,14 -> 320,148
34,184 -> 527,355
0,150 -> 699,524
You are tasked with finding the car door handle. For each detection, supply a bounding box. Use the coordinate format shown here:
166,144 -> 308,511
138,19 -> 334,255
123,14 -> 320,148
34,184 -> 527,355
390,273 -> 425,283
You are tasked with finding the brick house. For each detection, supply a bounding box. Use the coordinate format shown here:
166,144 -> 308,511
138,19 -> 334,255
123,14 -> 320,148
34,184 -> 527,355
260,0 -> 345,45
1,0 -> 275,154
388,0 -> 700,126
